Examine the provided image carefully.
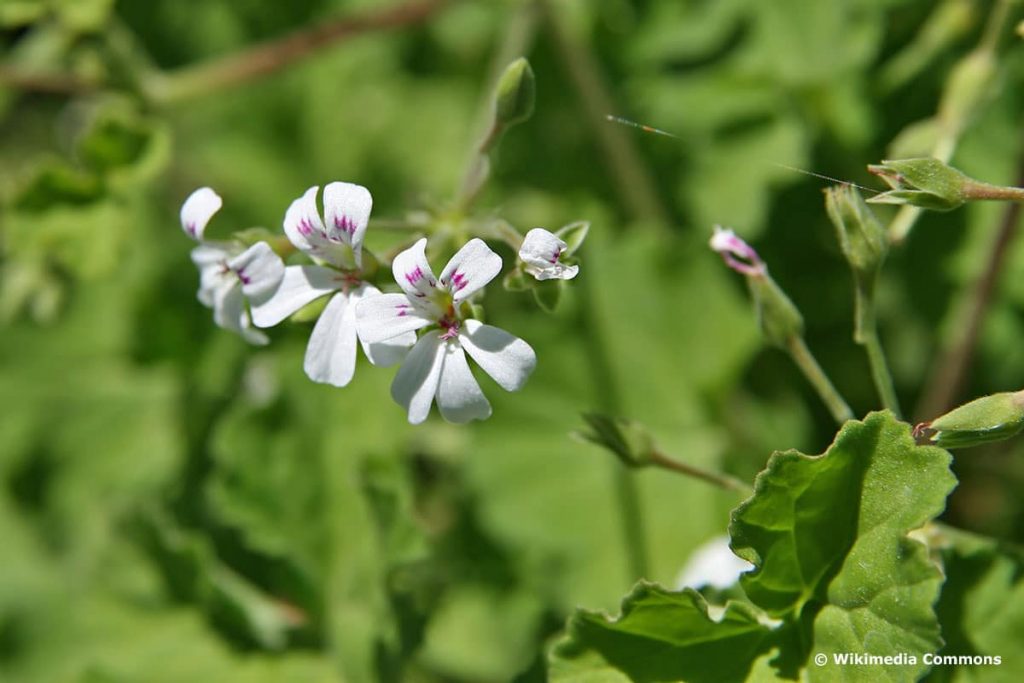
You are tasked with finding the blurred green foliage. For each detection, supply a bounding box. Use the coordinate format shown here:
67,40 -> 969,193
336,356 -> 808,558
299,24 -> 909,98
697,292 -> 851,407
3,0 -> 1024,681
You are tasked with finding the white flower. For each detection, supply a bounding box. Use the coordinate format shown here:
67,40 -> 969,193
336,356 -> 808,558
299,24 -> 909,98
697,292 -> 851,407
518,227 -> 579,280
675,536 -> 753,590
356,237 -> 536,424
252,183 -> 414,387
180,187 -> 284,345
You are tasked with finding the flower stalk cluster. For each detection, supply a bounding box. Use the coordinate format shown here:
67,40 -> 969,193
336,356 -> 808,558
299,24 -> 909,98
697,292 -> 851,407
179,182 -> 585,424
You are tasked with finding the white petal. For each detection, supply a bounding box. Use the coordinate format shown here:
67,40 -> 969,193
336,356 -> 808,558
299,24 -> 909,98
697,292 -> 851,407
436,341 -> 491,423
355,292 -> 432,344
675,536 -> 753,590
211,282 -> 267,345
303,292 -> 358,387
180,187 -> 222,241
519,228 -> 578,280
459,319 -> 536,391
190,243 -> 233,267
439,238 -> 502,303
350,284 -> 414,366
323,181 -> 372,266
391,332 -> 445,425
252,265 -> 339,328
228,242 -> 285,304
282,186 -> 352,268
391,238 -> 439,300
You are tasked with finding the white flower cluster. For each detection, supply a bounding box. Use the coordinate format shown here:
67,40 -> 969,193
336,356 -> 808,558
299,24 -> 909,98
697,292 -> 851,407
180,182 -> 580,424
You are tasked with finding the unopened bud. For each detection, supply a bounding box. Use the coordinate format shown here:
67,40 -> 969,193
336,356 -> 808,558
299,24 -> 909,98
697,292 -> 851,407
914,390 -> 1024,449
494,58 -> 535,130
825,185 -> 887,279
710,226 -> 803,348
867,158 -> 968,211
576,413 -> 655,468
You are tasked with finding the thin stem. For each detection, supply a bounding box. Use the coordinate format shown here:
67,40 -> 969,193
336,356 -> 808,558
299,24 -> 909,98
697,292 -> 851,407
539,0 -> 671,230
150,0 -> 453,104
962,180 -> 1024,202
648,449 -> 752,494
0,66 -> 94,95
915,134 -> 1024,421
854,286 -> 902,417
576,260 -> 650,580
785,336 -> 855,425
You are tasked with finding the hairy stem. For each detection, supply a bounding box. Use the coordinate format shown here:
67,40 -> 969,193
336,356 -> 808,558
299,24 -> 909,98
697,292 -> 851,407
785,336 -> 855,425
854,285 -> 902,417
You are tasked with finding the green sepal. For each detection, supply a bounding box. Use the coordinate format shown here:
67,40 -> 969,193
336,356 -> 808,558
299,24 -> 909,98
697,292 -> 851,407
555,220 -> 590,257
824,184 -> 887,279
575,413 -> 655,468
867,157 -> 968,211
503,267 -> 529,292
915,390 -> 1024,449
532,279 -> 564,313
290,296 -> 329,324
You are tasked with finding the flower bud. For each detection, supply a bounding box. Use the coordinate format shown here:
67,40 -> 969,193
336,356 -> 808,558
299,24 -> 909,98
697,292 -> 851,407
710,226 -> 803,348
576,413 -> 655,468
914,390 -> 1024,449
494,57 -> 535,130
825,185 -> 887,280
867,158 -> 968,211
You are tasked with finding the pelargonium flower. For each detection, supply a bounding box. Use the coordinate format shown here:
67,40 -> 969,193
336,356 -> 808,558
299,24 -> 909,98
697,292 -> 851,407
356,238 -> 536,424
180,187 -> 284,345
252,183 -> 414,387
709,225 -> 765,276
518,227 -> 579,280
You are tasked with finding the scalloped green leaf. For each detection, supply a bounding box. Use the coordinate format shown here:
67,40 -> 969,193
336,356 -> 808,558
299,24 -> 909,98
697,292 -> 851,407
730,411 -> 956,681
548,582 -> 775,683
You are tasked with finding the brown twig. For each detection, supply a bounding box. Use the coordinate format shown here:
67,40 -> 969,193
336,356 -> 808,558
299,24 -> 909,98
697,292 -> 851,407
151,0 -> 454,103
915,137 -> 1024,421
0,66 -> 95,95
0,0 -> 454,103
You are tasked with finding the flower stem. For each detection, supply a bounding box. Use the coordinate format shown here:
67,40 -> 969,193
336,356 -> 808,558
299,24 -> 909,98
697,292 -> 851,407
785,336 -> 854,425
853,285 -> 902,418
648,449 -> 752,495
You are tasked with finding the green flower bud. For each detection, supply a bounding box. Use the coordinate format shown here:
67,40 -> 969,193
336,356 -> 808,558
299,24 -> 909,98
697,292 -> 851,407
867,158 -> 968,211
494,57 -> 535,129
576,413 -> 655,468
825,185 -> 887,279
709,226 -> 803,348
914,390 -> 1024,449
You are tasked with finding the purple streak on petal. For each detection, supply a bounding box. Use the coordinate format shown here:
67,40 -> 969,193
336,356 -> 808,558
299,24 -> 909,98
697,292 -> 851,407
334,214 -> 356,236
448,271 -> 467,292
405,266 -> 424,287
710,226 -> 766,276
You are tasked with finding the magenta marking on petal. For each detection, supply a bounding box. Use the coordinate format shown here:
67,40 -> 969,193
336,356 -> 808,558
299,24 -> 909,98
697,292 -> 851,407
548,247 -> 562,264
297,218 -> 314,237
186,221 -> 197,237
234,266 -> 252,285
334,215 -> 356,236
448,271 -> 467,292
405,266 -> 424,286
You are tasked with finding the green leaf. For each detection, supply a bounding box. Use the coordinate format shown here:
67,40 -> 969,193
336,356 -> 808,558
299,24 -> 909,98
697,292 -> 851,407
548,582 -> 775,683
929,526 -> 1024,681
730,411 -> 956,680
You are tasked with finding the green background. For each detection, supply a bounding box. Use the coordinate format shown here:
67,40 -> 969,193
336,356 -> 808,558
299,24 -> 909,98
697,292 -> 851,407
2,0 -> 1024,680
